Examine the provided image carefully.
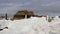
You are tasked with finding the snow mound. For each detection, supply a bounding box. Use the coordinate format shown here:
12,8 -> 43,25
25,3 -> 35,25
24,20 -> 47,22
0,17 -> 60,34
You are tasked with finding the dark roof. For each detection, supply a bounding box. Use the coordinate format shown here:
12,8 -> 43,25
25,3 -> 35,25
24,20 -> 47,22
15,10 -> 34,16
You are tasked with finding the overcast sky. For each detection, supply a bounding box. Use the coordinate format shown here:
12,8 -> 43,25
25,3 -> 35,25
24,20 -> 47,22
0,0 -> 60,16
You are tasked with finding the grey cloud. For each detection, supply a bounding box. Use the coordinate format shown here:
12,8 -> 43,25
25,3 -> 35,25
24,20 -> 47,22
0,0 -> 60,16
0,0 -> 31,3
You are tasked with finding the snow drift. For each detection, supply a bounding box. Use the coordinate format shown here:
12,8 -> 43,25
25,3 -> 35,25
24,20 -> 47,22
0,16 -> 60,34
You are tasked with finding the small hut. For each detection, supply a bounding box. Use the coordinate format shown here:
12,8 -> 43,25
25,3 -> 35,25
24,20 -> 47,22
13,10 -> 35,20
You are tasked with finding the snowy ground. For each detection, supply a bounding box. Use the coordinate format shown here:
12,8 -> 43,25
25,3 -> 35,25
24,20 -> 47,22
0,16 -> 60,34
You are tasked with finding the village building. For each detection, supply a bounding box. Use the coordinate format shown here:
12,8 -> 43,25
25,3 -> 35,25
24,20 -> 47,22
12,10 -> 35,20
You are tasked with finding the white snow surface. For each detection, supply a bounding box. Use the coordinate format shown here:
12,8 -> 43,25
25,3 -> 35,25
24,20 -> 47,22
0,17 -> 60,34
